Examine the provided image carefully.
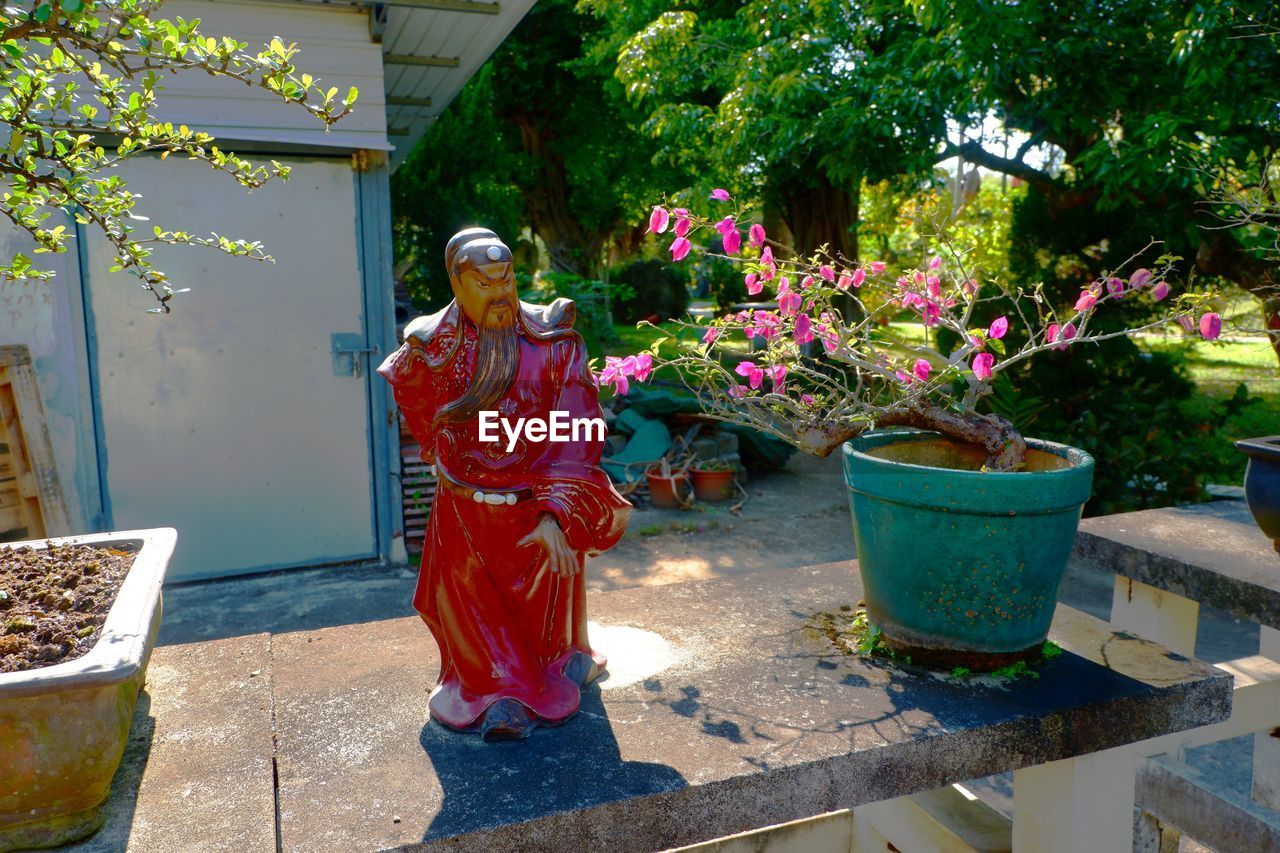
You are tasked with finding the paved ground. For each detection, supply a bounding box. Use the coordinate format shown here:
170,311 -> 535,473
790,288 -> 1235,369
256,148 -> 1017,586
155,452 -> 1261,851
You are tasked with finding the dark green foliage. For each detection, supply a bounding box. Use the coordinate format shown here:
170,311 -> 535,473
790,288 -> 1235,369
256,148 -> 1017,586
995,338 -> 1254,515
610,260 -> 690,325
531,272 -> 631,354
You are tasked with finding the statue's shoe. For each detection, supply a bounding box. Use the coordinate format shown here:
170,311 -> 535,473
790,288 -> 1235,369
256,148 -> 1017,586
479,698 -> 537,742
563,649 -> 602,687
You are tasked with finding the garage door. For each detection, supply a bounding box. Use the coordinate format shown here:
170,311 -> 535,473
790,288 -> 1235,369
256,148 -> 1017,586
82,156 -> 378,581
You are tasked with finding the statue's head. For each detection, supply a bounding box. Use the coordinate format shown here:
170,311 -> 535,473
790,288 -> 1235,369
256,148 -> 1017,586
435,229 -> 521,425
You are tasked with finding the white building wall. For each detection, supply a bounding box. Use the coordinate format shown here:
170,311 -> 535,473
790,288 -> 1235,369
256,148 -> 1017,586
153,0 -> 389,151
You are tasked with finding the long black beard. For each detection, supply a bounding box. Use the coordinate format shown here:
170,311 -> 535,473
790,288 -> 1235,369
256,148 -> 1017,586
435,302 -> 520,426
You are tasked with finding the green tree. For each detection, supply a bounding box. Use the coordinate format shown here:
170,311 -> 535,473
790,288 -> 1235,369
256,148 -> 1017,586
392,0 -> 682,301
1,0 -> 355,312
583,0 -> 961,263
908,0 -> 1280,357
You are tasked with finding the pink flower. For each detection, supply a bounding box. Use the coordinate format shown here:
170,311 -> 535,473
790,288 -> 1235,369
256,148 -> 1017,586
913,359 -> 931,382
778,283 -> 801,316
963,279 -> 979,297
761,246 -> 774,267
1106,277 -> 1125,298
748,224 -> 766,247
988,316 -> 1008,339
648,207 -> 669,234
1046,323 -> 1060,344
972,352 -> 995,380
727,383 -> 748,399
800,275 -> 815,290
674,215 -> 691,239
722,228 -> 741,255
819,265 -> 836,282
703,326 -> 721,345
735,361 -> 764,389
1054,322 -> 1077,350
745,272 -> 763,295
869,261 -> 887,274
632,352 -> 653,383
710,188 -> 731,201
922,301 -> 941,328
895,370 -> 911,384
1178,315 -> 1195,332
794,313 -> 814,345
801,393 -> 815,405
929,255 -> 942,270
670,236 -> 691,261
1199,312 -> 1222,340
598,356 -> 630,396
714,217 -> 735,234
851,268 -> 866,288
1074,290 -> 1098,312
1151,281 -> 1170,301
1129,268 -> 1153,288
837,274 -> 854,290
768,365 -> 788,388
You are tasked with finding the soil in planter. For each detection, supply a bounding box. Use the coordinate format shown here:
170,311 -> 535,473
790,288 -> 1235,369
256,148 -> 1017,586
866,437 -> 1069,472
0,544 -> 138,673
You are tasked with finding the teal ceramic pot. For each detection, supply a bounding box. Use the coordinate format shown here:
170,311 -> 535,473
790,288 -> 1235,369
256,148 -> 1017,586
842,430 -> 1094,670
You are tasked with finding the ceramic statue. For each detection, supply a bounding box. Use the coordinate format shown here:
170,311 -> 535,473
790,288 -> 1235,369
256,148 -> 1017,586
378,228 -> 632,740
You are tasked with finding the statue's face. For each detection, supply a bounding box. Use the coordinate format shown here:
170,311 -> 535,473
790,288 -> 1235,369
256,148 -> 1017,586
453,261 -> 518,329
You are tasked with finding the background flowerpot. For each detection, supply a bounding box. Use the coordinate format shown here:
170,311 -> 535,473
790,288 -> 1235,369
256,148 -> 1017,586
1236,436 -> 1280,554
0,528 -> 176,852
842,431 -> 1093,671
646,472 -> 689,509
691,468 -> 734,503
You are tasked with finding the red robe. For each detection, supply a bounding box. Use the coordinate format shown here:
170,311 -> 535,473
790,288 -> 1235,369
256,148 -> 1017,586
377,299 -> 631,729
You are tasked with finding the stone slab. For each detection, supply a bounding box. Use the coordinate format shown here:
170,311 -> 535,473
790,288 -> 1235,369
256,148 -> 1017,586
58,632 -> 277,852
1076,501 -> 1280,628
271,561 -> 1232,852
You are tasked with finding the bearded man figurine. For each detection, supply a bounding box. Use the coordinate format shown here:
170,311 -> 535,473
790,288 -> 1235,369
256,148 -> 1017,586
378,228 -> 632,741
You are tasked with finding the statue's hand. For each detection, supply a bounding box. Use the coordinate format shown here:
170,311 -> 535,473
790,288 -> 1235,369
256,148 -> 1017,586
517,514 -> 579,578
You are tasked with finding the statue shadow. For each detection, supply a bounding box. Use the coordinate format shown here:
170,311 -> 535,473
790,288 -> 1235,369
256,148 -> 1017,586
419,684 -> 686,843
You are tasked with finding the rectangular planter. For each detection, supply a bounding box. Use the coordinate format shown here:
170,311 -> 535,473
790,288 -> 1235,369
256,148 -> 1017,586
0,527 -> 176,851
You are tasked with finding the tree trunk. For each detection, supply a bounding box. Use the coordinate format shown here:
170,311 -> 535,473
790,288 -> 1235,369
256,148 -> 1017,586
778,173 -> 860,265
1196,232 -> 1280,364
510,112 -> 608,278
878,404 -> 1027,471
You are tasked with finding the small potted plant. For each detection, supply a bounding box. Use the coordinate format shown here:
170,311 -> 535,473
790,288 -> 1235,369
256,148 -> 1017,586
598,197 -> 1222,670
690,457 -> 736,503
645,457 -> 692,509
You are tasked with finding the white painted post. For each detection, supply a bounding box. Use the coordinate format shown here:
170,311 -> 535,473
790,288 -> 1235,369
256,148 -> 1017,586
1253,626 -> 1280,810
1109,576 -> 1200,657
1012,745 -> 1136,852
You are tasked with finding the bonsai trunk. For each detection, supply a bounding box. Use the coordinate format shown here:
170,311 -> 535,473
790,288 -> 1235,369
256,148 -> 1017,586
791,403 -> 1028,471
877,404 -> 1027,472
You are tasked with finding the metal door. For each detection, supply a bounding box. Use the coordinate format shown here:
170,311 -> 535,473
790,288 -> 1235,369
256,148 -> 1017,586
81,156 -> 378,580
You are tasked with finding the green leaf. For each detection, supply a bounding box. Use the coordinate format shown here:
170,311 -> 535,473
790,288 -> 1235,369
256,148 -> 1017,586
31,4 -> 51,23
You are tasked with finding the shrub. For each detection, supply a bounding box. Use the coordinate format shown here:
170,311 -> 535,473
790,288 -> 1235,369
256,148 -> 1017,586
610,259 -> 691,324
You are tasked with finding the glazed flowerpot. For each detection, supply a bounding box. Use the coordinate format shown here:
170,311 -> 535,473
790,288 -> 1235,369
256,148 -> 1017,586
691,468 -> 734,503
646,472 -> 690,509
0,528 -> 177,852
842,431 -> 1093,671
1236,436 -> 1280,554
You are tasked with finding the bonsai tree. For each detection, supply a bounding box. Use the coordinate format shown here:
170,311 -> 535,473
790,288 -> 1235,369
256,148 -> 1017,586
599,194 -> 1223,471
0,0 -> 357,311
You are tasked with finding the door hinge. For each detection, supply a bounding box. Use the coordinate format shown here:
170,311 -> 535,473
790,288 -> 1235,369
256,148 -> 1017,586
331,333 -> 380,378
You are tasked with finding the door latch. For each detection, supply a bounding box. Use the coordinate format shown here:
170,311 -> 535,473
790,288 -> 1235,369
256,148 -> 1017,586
331,333 -> 380,378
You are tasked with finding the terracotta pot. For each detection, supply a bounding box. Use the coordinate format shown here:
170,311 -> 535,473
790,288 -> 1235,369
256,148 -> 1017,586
0,528 -> 177,851
842,431 -> 1093,671
691,468 -> 735,503
646,472 -> 689,509
1237,436 -> 1280,554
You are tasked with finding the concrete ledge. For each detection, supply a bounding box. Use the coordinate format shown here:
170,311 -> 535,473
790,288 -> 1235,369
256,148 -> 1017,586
63,634 -> 276,852
1139,753 -> 1280,852
1076,501 -> 1280,628
269,561 -> 1231,851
